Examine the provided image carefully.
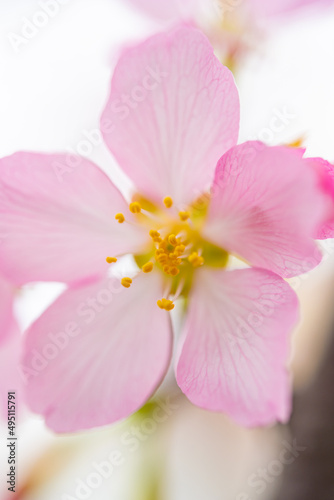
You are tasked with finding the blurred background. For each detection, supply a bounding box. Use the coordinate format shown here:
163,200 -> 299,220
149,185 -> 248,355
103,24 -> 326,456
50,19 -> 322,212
0,0 -> 334,498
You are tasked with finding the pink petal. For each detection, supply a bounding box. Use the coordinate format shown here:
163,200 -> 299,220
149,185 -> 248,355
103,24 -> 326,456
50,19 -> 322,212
22,272 -> 172,432
176,268 -> 299,427
0,152 -> 147,286
101,26 -> 239,206
306,157 -> 334,239
248,0 -> 333,17
205,142 -> 326,278
0,276 -> 15,342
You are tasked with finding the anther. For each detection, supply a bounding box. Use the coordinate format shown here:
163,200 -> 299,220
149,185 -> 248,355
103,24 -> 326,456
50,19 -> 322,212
157,298 -> 175,311
157,254 -> 168,264
121,277 -> 132,288
115,213 -> 125,223
129,202 -> 142,214
168,234 -> 178,247
188,252 -> 204,267
149,230 -> 160,239
175,244 -> 185,255
179,211 -> 190,221
106,257 -> 117,264
169,267 -> 180,276
163,196 -> 173,208
142,262 -> 154,273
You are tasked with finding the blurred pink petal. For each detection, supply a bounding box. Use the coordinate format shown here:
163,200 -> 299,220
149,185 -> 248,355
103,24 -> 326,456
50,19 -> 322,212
204,142 -> 326,278
101,26 -> 239,206
307,157 -> 334,239
23,272 -> 172,432
127,0 -> 334,22
248,0 -> 334,18
0,275 -> 16,342
0,152 -> 147,286
176,268 -> 299,427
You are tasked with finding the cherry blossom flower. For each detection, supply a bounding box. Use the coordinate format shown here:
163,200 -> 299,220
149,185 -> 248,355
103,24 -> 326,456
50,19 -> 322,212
0,26 -> 331,432
125,0 -> 334,23
124,0 -> 334,67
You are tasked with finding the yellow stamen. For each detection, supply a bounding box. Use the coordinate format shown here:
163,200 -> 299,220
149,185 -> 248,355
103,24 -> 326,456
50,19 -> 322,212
121,277 -> 132,288
153,233 -> 186,276
175,244 -> 185,255
163,196 -> 173,208
129,202 -> 141,214
168,234 -> 178,247
288,136 -> 305,148
157,298 -> 175,311
179,211 -> 190,221
113,191 -> 229,293
149,230 -> 160,239
157,254 -> 168,264
169,267 -> 179,276
188,252 -> 204,268
106,257 -> 117,264
142,262 -> 154,273
115,213 -> 125,223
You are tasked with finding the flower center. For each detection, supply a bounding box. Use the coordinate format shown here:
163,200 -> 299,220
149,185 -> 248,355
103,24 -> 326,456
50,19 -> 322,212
106,195 -> 229,310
